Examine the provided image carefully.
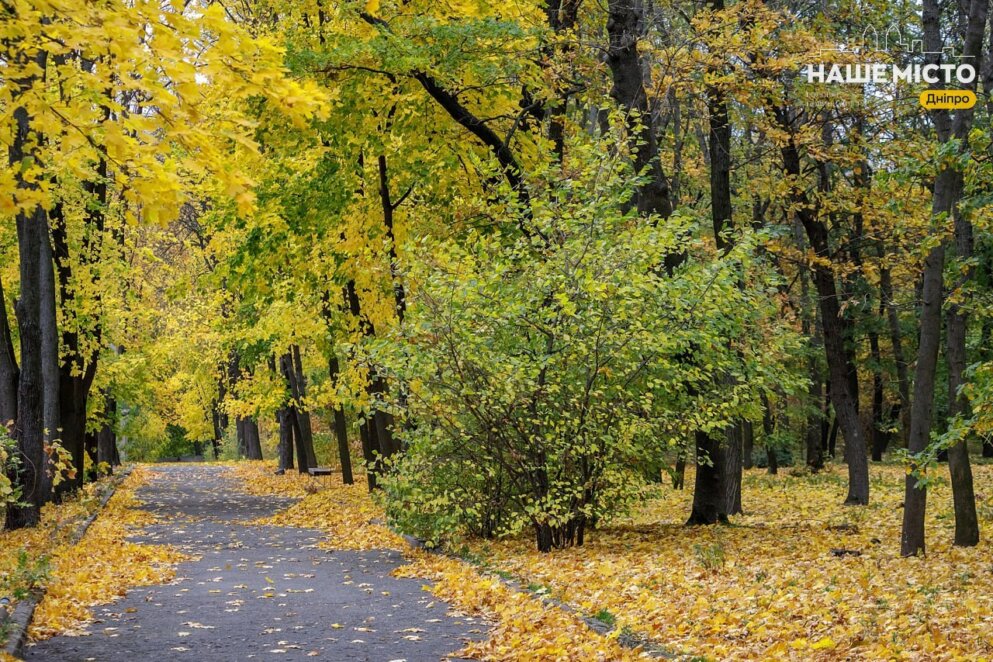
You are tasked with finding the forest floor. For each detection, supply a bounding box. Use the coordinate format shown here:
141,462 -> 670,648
231,459 -> 993,661
7,460 -> 993,661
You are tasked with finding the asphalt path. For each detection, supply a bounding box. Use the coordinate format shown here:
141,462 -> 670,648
23,464 -> 481,661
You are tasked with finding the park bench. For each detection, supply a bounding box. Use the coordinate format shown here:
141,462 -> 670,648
307,466 -> 334,488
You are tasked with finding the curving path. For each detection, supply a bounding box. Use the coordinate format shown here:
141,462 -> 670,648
23,464 -> 481,661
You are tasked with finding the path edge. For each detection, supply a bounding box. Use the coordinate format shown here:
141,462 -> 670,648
393,528 -> 675,658
1,466 -> 133,659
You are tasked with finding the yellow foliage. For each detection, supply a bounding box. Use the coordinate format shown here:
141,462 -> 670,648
27,468 -> 189,640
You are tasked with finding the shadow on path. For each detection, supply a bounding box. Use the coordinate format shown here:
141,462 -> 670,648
24,464 -> 482,661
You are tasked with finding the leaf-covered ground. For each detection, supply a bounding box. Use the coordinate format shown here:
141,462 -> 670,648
1,468 -> 183,646
467,462 -> 993,660
27,467 -> 188,639
239,461 -> 993,660
234,463 -> 636,660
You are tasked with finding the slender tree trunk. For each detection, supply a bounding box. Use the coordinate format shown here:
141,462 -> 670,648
946,191 -> 980,548
762,398 -> 779,475
742,420 -> 754,471
869,317 -> 888,461
778,127 -> 869,504
329,356 -> 354,485
279,408 -> 295,472
903,0 -> 987,557
96,392 -> 118,470
281,350 -> 315,472
291,345 -> 318,468
39,217 -> 60,498
236,417 -> 247,457
605,0 -> 673,221
879,258 -> 911,446
0,273 -> 18,429
704,0 -> 743,517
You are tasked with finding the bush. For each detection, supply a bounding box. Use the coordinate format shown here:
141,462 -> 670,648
375,148 -> 799,552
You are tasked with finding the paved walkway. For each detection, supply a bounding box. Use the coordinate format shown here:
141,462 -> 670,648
24,464 -> 481,661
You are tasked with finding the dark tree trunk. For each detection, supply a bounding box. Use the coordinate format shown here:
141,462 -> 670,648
687,432 -> 727,525
49,87 -> 109,491
277,406 -> 294,472
0,273 -> 18,430
946,175 -> 980,550
235,417 -> 246,457
704,0 -> 743,517
673,454 -> 686,490
291,345 -> 318,468
903,0 -> 987,557
280,350 -> 315,473
869,319 -> 888,461
244,418 -> 263,460
344,281 -> 389,486
828,416 -> 840,458
6,47 -> 54,529
39,216 -> 60,498
605,0 -> 673,221
96,393 -> 118,470
742,420 -> 754,471
377,154 -> 407,323
879,258 -> 911,446
721,425 -> 742,515
329,355 -> 354,485
210,403 -> 222,460
761,398 -> 779,475
774,107 -> 869,504
358,418 -> 380,491
806,374 -> 825,471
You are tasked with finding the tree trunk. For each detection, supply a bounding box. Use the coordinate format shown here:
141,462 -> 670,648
291,345 -> 318,468
704,0 -> 743,517
605,0 -> 673,221
742,420 -> 754,471
721,425 -> 743,515
687,431 -> 727,525
277,406 -> 294,471
762,398 -> 779,475
6,47 -> 53,529
780,130 -> 868,504
869,321 -> 888,461
280,350 -> 315,473
244,418 -> 263,460
39,216 -> 60,498
879,259 -> 911,446
806,373 -> 825,471
903,0 -> 987,557
946,187 -> 980,549
96,393 -> 118,470
329,355 -> 354,485
0,273 -> 18,429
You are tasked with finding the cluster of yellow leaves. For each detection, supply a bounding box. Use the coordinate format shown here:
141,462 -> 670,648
396,552 -> 636,661
28,467 -> 189,640
234,461 -> 632,660
232,462 -> 402,549
468,464 -> 993,660
1,479 -> 109,612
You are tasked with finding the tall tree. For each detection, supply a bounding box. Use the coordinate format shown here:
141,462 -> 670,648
902,0 -> 988,556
